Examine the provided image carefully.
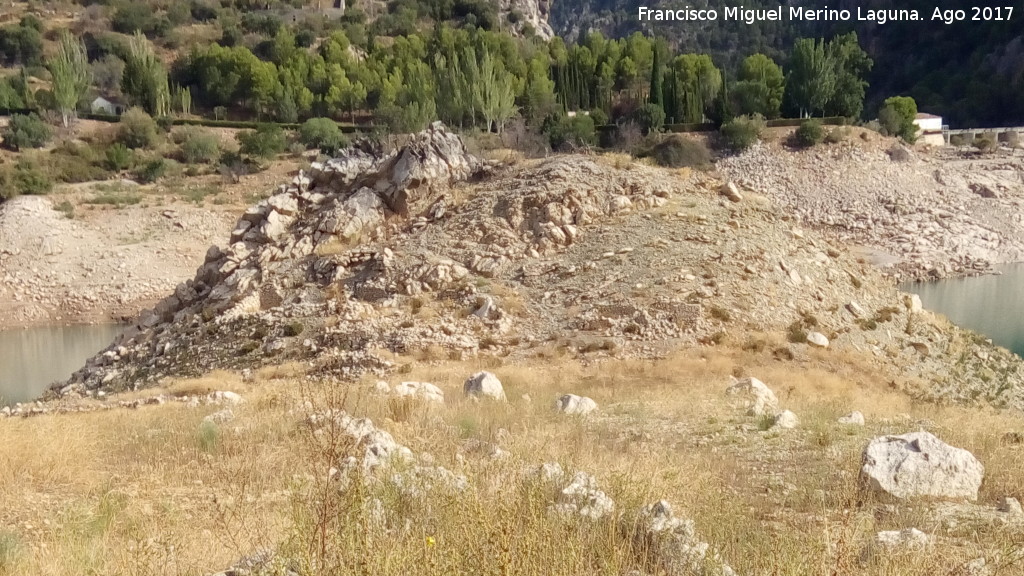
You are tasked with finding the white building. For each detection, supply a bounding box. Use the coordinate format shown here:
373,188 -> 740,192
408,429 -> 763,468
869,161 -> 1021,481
90,96 -> 126,116
913,113 -> 944,146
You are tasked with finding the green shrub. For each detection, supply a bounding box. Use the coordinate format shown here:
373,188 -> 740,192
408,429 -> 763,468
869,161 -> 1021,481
588,108 -> 609,127
878,96 -> 918,143
643,135 -> 712,169
824,127 -> 849,144
117,108 -> 160,149
631,103 -> 666,134
134,157 -> 167,183
1,113 -> 51,150
719,114 -> 765,152
547,114 -> 596,151
237,124 -> 287,158
297,118 -> 347,154
176,127 -> 220,164
0,159 -> 52,198
794,119 -> 824,147
105,143 -> 135,171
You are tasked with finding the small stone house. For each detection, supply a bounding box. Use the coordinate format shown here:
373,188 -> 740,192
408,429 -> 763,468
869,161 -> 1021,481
90,96 -> 126,116
913,113 -> 944,146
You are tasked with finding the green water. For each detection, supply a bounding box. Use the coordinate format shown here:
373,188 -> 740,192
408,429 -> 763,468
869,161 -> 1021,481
902,264 -> 1024,357
0,324 -> 123,406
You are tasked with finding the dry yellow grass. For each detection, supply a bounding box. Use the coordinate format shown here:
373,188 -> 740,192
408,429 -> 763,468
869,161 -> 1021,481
1,344 -> 1023,575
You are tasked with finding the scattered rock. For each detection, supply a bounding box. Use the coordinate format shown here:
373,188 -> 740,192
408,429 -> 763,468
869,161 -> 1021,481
806,331 -> 830,348
772,410 -> 799,430
552,471 -> 614,520
726,376 -> 779,417
838,411 -> 865,426
720,182 -> 743,202
393,381 -> 445,403
875,528 -> 931,549
861,431 -> 984,501
555,394 -> 598,415
464,371 -> 506,401
997,496 -> 1023,515
202,409 -> 234,424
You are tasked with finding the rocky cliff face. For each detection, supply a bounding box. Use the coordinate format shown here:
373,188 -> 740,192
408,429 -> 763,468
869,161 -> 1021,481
57,124 -> 1024,413
500,0 -> 554,40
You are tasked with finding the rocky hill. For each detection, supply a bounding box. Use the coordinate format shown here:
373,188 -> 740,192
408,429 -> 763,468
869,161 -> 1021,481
55,124 -> 1024,412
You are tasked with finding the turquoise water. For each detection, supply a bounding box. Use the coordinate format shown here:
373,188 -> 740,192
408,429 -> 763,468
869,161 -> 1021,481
0,324 -> 123,406
902,264 -> 1024,357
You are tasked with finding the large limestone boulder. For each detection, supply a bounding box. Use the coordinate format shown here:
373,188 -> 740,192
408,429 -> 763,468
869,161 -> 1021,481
861,431 -> 984,501
464,371 -> 506,401
725,376 -> 779,416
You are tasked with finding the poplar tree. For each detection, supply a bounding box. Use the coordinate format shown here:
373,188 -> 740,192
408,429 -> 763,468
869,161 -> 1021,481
49,31 -> 90,127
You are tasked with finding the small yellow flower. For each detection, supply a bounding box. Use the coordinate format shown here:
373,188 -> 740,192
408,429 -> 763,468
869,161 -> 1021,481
426,536 -> 436,547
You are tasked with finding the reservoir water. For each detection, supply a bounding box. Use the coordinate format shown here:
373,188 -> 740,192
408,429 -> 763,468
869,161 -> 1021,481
902,264 -> 1024,357
0,324 -> 123,406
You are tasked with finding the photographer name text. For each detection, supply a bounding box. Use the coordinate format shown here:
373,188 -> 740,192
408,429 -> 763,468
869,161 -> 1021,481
636,5 -> 1014,25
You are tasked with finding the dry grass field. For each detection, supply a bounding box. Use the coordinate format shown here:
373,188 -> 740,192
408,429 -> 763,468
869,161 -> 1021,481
3,342 -> 1024,575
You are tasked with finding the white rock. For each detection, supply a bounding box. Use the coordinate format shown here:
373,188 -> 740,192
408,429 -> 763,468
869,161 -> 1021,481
904,293 -> 923,314
555,394 -> 598,415
393,381 -> 445,404
463,371 -> 506,401
553,471 -> 614,520
209,390 -> 243,405
720,182 -> 743,202
372,381 -> 391,395
875,528 -> 931,549
533,462 -> 565,483
725,376 -> 779,416
838,411 -> 865,426
772,410 -> 799,429
203,409 -> 234,424
997,496 -> 1023,515
861,431 -> 984,501
806,331 -> 830,348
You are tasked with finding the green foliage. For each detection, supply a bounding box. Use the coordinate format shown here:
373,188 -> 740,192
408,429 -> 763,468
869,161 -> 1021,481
547,114 -> 596,150
642,135 -> 711,169
825,32 -> 872,118
631,103 -> 665,134
176,127 -> 220,164
0,18 -> 44,66
0,159 -> 52,197
664,53 -> 721,124
794,119 -> 824,147
105,143 -> 135,171
1,113 -> 51,150
879,96 -> 918,142
112,3 -> 166,37
48,31 -> 92,127
238,124 -> 288,158
298,118 -> 348,154
719,114 -> 765,152
786,38 -> 835,118
133,157 -> 167,183
118,108 -> 161,149
122,33 -> 171,116
51,142 -> 110,183
732,53 -> 784,119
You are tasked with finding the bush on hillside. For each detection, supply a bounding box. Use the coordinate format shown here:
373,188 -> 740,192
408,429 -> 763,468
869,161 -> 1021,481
237,124 -> 288,158
133,157 -> 167,183
176,127 -> 220,164
105,143 -> 135,172
298,118 -> 348,154
793,119 -> 824,147
1,113 -> 51,151
631,103 -> 666,134
117,108 -> 160,149
719,114 -> 765,152
546,114 -> 596,151
642,135 -> 712,169
0,159 -> 52,198
878,96 -> 918,143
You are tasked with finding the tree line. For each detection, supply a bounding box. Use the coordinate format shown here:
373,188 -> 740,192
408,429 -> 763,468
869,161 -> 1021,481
1,6 -> 882,146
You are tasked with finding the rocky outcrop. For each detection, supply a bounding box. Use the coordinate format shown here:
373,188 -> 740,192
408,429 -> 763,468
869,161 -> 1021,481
860,431 -> 985,501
